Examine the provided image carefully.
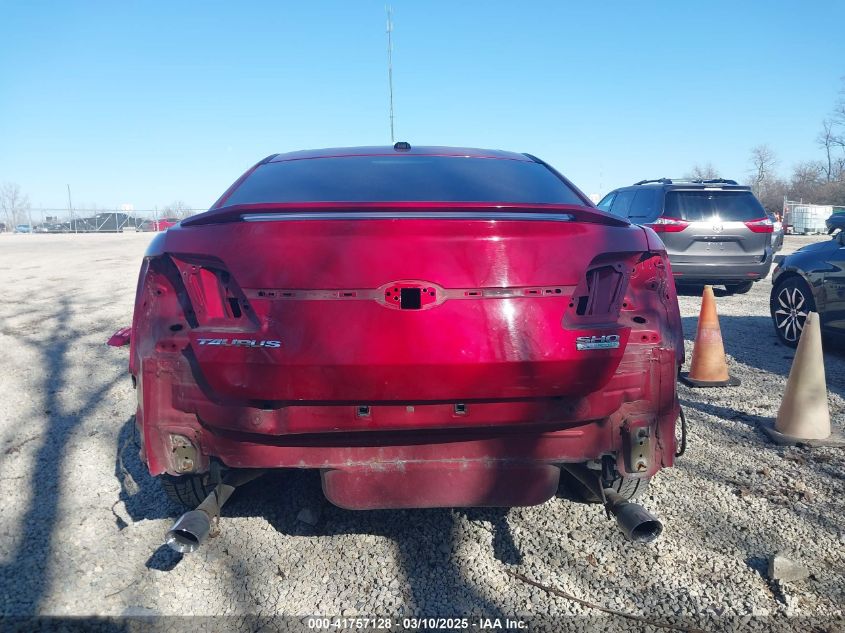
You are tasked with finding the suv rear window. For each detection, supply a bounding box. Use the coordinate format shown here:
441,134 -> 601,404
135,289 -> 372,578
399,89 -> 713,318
665,190 -> 766,222
223,156 -> 585,205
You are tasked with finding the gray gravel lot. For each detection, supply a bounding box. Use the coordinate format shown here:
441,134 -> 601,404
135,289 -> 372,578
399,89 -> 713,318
0,232 -> 843,628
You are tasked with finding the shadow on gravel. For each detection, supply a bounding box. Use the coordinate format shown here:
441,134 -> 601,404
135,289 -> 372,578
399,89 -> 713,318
248,471 -> 512,616
680,398 -> 772,434
120,460 -> 512,615
114,417 -> 189,571
459,508 -> 524,566
145,545 -> 182,572
115,416 -> 177,524
677,456 -> 845,551
0,298 -> 125,614
680,315 -> 845,401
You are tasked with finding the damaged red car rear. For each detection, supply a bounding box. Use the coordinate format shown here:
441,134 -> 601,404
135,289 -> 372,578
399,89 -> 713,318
129,145 -> 683,520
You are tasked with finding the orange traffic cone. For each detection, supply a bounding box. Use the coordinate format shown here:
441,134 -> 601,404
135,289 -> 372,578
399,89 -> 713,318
679,285 -> 740,387
763,311 -> 845,447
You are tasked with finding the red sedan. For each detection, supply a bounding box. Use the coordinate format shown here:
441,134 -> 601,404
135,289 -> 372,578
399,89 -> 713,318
138,217 -> 180,232
121,145 -> 683,549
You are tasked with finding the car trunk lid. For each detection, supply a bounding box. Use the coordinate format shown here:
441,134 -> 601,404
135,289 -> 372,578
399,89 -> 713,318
163,205 -> 648,403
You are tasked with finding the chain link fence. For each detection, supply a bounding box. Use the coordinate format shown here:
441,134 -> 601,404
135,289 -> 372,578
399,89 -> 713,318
2,208 -> 206,233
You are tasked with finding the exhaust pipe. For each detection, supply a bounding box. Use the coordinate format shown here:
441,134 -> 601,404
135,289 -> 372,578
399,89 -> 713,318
603,489 -> 662,543
165,469 -> 265,553
166,510 -> 213,554
562,465 -> 662,543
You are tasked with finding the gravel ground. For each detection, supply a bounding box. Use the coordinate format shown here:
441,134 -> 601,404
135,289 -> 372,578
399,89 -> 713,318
0,232 -> 843,630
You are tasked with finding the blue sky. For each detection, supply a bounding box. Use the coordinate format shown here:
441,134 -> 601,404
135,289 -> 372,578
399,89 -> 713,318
1,1 -> 843,210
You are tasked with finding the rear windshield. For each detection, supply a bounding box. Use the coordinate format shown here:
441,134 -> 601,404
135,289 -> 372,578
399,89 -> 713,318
223,156 -> 585,205
665,190 -> 765,222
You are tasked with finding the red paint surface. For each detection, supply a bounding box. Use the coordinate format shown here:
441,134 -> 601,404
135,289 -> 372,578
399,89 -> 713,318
107,327 -> 131,347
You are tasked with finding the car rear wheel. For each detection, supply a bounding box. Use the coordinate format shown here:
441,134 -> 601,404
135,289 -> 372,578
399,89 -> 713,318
608,476 -> 649,500
725,281 -> 754,294
159,473 -> 215,508
559,470 -> 650,503
771,276 -> 815,348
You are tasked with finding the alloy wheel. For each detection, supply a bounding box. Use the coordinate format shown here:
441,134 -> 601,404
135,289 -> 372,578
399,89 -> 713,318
774,286 -> 808,343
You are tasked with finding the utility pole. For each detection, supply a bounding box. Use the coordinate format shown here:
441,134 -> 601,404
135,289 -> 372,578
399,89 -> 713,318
386,6 -> 396,143
67,184 -> 76,233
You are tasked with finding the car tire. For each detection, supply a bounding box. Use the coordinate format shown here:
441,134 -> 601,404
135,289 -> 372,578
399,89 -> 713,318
159,473 -> 215,508
771,276 -> 816,348
725,281 -> 754,294
561,471 -> 650,503
608,476 -> 649,500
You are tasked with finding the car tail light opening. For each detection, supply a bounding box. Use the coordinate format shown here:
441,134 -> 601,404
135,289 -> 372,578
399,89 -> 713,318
576,265 -> 625,318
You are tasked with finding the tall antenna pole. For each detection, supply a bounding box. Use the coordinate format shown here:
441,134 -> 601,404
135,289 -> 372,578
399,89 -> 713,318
386,6 -> 395,143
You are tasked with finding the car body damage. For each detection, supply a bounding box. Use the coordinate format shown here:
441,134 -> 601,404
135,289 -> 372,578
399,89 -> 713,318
123,146 -> 684,512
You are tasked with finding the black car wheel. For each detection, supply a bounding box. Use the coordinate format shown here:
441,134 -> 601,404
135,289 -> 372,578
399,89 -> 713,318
771,276 -> 816,347
159,473 -> 215,508
725,281 -> 754,294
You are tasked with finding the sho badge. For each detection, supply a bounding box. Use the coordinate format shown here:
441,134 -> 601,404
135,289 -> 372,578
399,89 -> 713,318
196,338 -> 281,348
576,334 -> 621,351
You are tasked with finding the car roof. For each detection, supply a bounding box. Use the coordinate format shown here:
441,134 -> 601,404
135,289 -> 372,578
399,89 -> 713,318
267,145 -> 534,163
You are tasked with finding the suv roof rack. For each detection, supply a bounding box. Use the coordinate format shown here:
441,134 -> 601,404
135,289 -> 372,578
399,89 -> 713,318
633,177 -> 739,186
633,178 -> 673,185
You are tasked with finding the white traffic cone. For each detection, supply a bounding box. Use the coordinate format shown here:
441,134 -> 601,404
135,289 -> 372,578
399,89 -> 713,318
763,312 -> 845,447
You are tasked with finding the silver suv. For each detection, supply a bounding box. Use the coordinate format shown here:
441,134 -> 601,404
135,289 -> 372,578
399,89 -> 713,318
597,179 -> 774,294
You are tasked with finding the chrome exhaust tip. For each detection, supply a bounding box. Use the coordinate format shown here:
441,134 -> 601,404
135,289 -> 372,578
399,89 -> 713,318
165,510 -> 211,553
560,465 -> 664,543
162,469 -> 266,553
604,491 -> 663,543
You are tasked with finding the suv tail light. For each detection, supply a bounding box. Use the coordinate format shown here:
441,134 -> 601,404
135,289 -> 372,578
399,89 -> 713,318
647,217 -> 689,233
744,217 -> 774,233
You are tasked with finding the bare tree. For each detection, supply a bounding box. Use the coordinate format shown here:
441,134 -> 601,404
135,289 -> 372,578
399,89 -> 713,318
0,182 -> 31,228
833,76 -> 845,128
817,119 -> 841,182
788,160 -> 825,202
748,145 -> 778,196
162,200 -> 194,219
826,77 -> 845,179
685,163 -> 719,180
756,177 -> 789,215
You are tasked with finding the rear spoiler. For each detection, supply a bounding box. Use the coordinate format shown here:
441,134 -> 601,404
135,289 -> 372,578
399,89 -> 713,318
181,202 -> 630,228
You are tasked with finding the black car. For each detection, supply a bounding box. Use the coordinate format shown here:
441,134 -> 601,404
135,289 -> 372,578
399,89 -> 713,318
827,213 -> 845,235
770,220 -> 845,346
